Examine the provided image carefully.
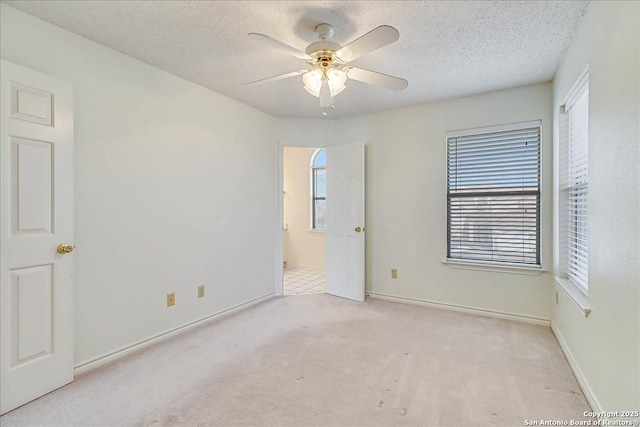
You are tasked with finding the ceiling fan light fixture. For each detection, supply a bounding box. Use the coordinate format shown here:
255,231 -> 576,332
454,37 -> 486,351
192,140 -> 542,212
303,68 -> 323,97
326,68 -> 347,97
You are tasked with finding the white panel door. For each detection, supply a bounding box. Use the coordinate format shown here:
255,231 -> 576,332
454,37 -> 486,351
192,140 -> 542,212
1,60 -> 74,415
325,142 -> 365,302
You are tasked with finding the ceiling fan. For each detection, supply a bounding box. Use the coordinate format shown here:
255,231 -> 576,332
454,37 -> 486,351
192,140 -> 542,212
244,23 -> 408,115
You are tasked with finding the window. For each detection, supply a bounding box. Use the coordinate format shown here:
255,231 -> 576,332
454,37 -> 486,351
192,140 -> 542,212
562,73 -> 589,294
447,121 -> 542,266
311,148 -> 326,230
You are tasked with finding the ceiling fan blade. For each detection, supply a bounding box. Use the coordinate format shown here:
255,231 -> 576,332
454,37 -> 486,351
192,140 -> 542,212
335,26 -> 399,63
243,70 -> 307,87
347,67 -> 408,91
248,33 -> 311,60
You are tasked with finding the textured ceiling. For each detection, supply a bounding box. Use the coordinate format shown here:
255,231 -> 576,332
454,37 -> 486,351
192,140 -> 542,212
4,1 -> 589,119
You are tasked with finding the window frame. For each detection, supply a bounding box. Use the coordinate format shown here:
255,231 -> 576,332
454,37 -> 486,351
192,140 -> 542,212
561,71 -> 589,296
445,120 -> 543,270
310,148 -> 326,231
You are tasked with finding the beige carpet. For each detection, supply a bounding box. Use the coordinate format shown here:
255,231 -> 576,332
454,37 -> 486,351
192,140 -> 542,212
0,295 -> 589,426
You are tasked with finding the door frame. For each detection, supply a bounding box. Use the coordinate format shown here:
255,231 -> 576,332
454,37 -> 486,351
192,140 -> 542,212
275,140 -> 327,296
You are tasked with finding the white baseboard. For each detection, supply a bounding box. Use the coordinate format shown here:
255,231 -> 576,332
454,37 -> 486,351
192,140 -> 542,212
74,293 -> 275,376
367,292 -> 551,326
550,322 -> 602,411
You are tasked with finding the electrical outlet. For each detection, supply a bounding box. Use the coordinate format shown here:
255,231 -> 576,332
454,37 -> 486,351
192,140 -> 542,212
391,269 -> 398,279
555,290 -> 559,305
167,293 -> 175,307
198,285 -> 205,298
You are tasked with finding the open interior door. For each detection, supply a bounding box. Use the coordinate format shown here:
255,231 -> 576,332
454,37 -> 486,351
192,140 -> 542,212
325,142 -> 365,302
1,60 -> 74,414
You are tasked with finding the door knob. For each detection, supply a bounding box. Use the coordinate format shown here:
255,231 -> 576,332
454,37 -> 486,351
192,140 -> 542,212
57,244 -> 74,254
355,227 -> 362,233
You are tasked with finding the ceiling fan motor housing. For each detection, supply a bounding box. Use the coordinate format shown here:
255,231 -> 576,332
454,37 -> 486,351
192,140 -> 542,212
306,23 -> 342,61
305,41 -> 342,56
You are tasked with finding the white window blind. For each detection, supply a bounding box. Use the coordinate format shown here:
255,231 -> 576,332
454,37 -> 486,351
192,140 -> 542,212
566,81 -> 589,293
447,123 -> 541,266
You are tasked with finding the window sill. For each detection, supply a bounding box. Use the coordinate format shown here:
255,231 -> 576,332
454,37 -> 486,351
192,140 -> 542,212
442,259 -> 546,276
554,276 -> 591,317
309,229 -> 325,234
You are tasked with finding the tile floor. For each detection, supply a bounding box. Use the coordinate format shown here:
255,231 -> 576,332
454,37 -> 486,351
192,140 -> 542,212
283,266 -> 325,295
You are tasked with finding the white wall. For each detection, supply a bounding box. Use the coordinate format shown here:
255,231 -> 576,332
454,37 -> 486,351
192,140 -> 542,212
551,1 -> 639,410
0,4 -> 283,366
336,82 -> 554,321
283,147 -> 326,269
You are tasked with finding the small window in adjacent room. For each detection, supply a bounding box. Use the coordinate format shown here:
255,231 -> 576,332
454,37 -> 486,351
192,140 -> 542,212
446,121 -> 542,267
310,148 -> 326,230
561,72 -> 589,295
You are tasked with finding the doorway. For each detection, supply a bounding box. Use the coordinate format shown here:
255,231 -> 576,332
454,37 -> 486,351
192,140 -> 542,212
276,141 -> 365,301
282,147 -> 326,295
